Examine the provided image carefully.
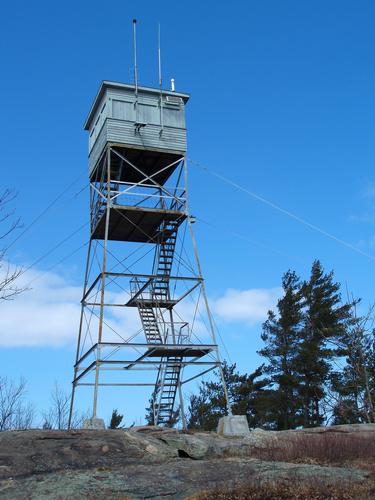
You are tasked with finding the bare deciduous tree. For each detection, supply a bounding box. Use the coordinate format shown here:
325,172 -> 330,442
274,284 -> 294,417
0,189 -> 24,300
329,302 -> 375,424
42,382 -> 88,429
0,376 -> 34,430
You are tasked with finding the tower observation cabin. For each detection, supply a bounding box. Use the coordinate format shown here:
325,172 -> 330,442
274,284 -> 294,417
69,79 -> 230,428
85,82 -> 189,242
86,81 -> 188,181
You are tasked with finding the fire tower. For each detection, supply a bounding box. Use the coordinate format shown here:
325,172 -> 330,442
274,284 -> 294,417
68,79 -> 230,427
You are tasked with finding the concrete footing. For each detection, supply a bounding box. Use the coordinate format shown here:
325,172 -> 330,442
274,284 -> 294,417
82,417 -> 106,430
217,415 -> 250,436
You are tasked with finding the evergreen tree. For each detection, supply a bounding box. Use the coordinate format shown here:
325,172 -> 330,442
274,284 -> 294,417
109,409 -> 123,429
297,260 -> 351,427
259,270 -> 304,429
187,362 -> 268,430
145,393 -> 156,426
145,392 -> 181,427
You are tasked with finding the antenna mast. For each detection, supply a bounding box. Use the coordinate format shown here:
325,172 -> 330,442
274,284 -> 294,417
158,23 -> 164,132
133,19 -> 139,94
133,19 -> 139,122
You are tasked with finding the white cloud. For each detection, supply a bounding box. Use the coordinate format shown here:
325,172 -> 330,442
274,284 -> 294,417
212,287 -> 281,325
0,267 -> 124,347
0,264 -> 280,347
357,235 -> 375,250
348,212 -> 375,224
0,266 -> 82,347
362,184 -> 375,199
348,183 -> 375,224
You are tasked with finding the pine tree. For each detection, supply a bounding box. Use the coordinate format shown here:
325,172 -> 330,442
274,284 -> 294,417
109,409 -> 123,429
145,392 -> 181,427
187,362 -> 268,430
187,362 -> 239,430
259,270 -> 304,429
297,260 -> 351,427
145,392 -> 156,426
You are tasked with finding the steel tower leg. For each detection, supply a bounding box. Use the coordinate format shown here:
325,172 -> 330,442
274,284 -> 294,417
68,237 -> 94,429
92,147 -> 111,418
183,157 -> 233,416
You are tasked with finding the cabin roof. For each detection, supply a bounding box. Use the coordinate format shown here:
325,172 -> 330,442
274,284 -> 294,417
84,80 -> 190,130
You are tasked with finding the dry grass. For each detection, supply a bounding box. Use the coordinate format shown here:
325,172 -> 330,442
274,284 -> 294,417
190,432 -> 375,499
249,432 -> 375,470
190,480 -> 375,500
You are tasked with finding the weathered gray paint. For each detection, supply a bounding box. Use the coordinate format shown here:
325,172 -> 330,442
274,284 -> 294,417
85,81 -> 189,174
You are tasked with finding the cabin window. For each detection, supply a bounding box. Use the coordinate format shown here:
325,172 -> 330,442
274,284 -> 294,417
164,96 -> 182,108
113,99 -> 134,121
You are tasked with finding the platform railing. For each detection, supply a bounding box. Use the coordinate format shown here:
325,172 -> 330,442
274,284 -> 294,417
156,322 -> 189,345
90,186 -> 186,231
130,277 -> 171,303
111,186 -> 186,212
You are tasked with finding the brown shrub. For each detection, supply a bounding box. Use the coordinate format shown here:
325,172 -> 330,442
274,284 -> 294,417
190,479 -> 375,500
250,432 -> 375,468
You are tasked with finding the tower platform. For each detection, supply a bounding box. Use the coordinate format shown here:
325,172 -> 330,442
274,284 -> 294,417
91,205 -> 186,242
75,343 -> 217,373
126,298 -> 179,308
144,345 -> 214,358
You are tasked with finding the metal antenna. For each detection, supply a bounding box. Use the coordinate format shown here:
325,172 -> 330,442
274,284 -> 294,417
133,19 -> 139,96
158,23 -> 162,89
158,23 -> 164,132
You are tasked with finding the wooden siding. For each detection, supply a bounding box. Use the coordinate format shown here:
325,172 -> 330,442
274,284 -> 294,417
87,83 -> 188,173
88,119 -> 187,175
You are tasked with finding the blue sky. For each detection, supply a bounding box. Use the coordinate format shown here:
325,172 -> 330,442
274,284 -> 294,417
1,0 -> 375,425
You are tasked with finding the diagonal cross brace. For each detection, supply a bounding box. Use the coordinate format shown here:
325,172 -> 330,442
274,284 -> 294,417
110,148 -> 183,205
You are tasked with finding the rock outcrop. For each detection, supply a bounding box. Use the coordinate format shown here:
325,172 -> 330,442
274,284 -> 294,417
0,424 -> 374,499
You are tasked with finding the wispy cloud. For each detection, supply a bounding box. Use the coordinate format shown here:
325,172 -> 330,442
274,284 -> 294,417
0,265 -> 280,347
362,183 -> 375,200
0,267 -> 82,347
348,182 -> 375,225
348,212 -> 375,224
356,235 -> 375,250
212,287 -> 281,326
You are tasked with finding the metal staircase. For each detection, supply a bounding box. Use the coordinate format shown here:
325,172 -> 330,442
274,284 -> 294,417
125,213 -> 183,424
154,356 -> 183,425
137,303 -> 163,344
132,220 -> 182,425
150,220 -> 182,424
152,220 -> 179,301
